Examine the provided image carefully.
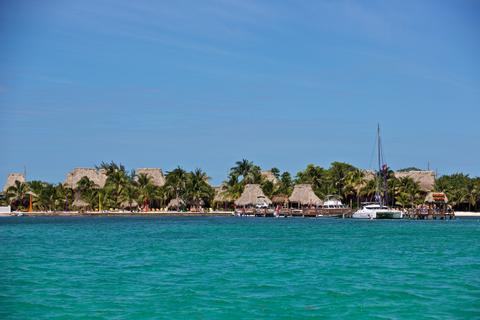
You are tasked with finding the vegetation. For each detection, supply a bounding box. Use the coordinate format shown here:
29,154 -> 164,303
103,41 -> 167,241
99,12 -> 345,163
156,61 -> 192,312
2,160 -> 479,212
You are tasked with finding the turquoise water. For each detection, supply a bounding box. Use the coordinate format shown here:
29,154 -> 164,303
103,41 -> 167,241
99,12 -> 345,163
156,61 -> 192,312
1,217 -> 479,319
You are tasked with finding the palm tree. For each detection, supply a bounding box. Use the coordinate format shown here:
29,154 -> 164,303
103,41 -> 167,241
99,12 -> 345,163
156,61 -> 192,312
56,184 -> 74,211
296,164 -> 329,198
359,179 -> 377,202
397,177 -> 422,208
120,181 -> 139,211
185,169 -> 213,210
36,183 -> 56,211
6,180 -> 30,210
276,171 -> 294,196
136,173 -> 156,210
230,159 -> 262,184
98,161 -> 130,208
165,167 -> 188,210
344,169 -> 365,206
395,192 -> 411,208
465,182 -> 480,211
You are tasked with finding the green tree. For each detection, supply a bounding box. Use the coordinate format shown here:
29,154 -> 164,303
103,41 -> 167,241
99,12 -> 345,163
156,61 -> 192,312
270,167 -> 280,179
185,169 -> 214,209
136,173 -> 157,210
97,161 -> 130,208
396,177 -> 422,207
165,167 -> 188,209
6,180 -> 30,210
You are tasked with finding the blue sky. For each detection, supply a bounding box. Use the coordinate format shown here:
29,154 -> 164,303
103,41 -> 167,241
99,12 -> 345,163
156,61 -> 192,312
0,0 -> 479,185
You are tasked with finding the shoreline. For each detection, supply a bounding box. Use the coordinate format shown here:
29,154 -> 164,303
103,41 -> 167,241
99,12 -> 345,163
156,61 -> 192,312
5,211 -> 234,217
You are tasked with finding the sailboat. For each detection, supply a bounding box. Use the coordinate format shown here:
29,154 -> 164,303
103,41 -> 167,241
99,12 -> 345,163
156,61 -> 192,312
352,125 -> 404,219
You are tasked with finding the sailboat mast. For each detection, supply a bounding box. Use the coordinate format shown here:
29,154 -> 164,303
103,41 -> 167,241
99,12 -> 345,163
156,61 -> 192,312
376,124 -> 382,206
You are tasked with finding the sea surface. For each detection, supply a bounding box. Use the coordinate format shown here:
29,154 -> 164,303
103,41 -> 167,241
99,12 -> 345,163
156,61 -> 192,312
1,216 -> 479,319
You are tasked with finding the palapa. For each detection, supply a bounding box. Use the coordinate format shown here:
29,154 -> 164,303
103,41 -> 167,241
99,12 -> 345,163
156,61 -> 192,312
167,198 -> 185,210
135,168 -> 166,187
394,170 -> 435,192
64,168 -> 107,189
271,195 -> 289,204
288,184 -> 323,206
73,198 -> 89,208
234,184 -> 272,207
120,200 -> 138,209
261,171 -> 279,185
3,173 -> 26,192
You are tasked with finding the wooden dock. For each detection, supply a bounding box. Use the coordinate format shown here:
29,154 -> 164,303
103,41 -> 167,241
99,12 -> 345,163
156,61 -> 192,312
237,208 -> 354,218
403,208 -> 455,220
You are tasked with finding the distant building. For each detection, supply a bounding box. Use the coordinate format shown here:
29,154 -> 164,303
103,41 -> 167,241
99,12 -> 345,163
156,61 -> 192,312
64,168 -> 107,189
64,167 -> 166,189
394,170 -> 435,192
261,171 -> 279,185
135,168 -> 166,187
3,173 -> 26,192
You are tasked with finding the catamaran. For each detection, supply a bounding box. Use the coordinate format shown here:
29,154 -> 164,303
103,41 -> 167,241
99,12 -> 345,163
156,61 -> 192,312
352,125 -> 404,219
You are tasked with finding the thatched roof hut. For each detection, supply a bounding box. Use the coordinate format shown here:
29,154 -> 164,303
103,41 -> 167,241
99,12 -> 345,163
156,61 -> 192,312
261,171 -> 279,185
64,168 -> 107,189
425,192 -> 448,203
234,184 -> 272,207
167,198 -> 185,210
271,195 -> 289,205
361,170 -> 435,192
73,198 -> 89,208
394,171 -> 435,192
136,168 -> 165,187
289,184 -> 323,206
3,173 -> 26,192
120,200 -> 138,209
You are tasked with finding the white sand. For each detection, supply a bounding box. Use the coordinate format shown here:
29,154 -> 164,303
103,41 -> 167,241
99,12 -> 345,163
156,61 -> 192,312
455,211 -> 480,217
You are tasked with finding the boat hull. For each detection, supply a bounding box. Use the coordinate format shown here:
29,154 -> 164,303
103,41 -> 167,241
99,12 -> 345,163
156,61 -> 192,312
352,209 -> 403,219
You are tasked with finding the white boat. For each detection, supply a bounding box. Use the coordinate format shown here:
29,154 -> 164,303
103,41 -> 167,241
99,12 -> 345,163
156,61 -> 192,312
352,203 -> 403,219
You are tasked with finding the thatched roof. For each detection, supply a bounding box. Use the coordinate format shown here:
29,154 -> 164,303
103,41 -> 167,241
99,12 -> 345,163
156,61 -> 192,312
235,184 -> 272,207
394,171 -> 435,192
120,200 -> 138,209
361,170 -> 435,192
136,168 -> 165,187
3,173 -> 26,192
261,171 -> 279,185
73,198 -> 89,208
167,198 -> 185,209
289,184 -> 323,206
271,195 -> 288,204
425,192 -> 448,203
213,185 -> 234,203
362,170 -> 376,182
64,168 -> 107,189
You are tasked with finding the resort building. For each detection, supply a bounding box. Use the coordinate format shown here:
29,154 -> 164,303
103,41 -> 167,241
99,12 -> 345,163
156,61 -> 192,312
362,169 -> 436,192
288,184 -> 323,208
235,184 -> 272,208
261,171 -> 279,185
135,168 -> 166,187
64,167 -> 166,189
394,170 -> 435,192
64,168 -> 107,189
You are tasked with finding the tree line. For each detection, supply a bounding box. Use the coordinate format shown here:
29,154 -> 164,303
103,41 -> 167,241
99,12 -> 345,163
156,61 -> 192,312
2,160 -> 479,211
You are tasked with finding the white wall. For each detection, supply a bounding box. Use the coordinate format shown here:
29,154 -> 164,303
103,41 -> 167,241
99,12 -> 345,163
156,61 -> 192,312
0,206 -> 11,214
